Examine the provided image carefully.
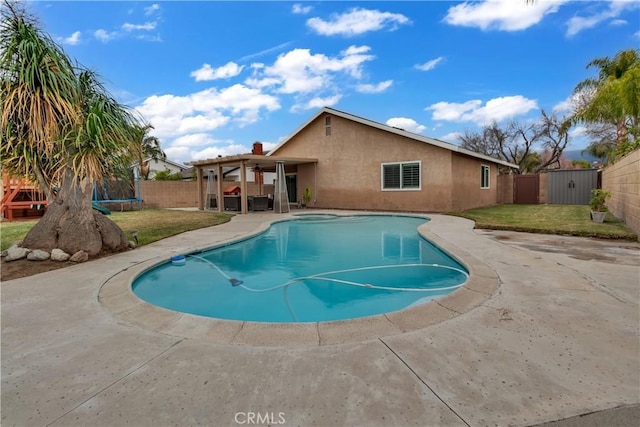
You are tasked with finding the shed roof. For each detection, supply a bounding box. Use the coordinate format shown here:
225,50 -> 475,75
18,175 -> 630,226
268,107 -> 519,170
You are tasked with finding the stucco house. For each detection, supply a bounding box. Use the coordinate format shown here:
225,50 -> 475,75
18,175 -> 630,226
191,107 -> 518,214
143,158 -> 188,180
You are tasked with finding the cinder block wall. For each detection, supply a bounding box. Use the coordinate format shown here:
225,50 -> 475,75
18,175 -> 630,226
602,149 -> 640,236
140,181 -> 199,208
140,181 -> 275,209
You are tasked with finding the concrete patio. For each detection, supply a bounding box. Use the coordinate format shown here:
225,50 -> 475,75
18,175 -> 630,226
1,212 -> 638,426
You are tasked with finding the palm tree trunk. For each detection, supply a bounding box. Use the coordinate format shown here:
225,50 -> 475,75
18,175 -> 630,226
22,171 -> 129,256
616,118 -> 628,144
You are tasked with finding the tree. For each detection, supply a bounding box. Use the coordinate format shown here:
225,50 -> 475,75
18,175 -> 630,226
572,49 -> 640,160
153,169 -> 183,181
133,123 -> 166,180
458,111 -> 571,174
458,123 -> 507,159
1,3 -> 142,256
582,139 -> 615,165
571,159 -> 591,169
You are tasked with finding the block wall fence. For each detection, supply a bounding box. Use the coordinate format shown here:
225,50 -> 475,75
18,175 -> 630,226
602,149 -> 640,237
139,180 -> 274,209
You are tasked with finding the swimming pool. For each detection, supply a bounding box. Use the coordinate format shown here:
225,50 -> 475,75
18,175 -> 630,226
132,215 -> 469,323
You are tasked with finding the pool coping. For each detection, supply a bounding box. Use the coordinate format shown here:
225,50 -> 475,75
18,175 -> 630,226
98,212 -> 499,347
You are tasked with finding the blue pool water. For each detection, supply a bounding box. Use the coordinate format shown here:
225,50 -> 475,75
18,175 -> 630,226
132,215 -> 468,323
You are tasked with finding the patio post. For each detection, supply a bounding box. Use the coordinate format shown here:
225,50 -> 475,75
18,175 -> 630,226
196,167 -> 203,210
216,163 -> 223,213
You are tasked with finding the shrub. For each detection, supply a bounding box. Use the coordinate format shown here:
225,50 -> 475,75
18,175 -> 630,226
589,189 -> 611,212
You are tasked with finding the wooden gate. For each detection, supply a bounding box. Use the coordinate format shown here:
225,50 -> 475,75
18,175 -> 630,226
513,174 -> 539,204
548,169 -> 597,205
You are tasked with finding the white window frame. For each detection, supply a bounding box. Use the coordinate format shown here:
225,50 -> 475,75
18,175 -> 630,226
481,164 -> 490,189
381,161 -> 421,191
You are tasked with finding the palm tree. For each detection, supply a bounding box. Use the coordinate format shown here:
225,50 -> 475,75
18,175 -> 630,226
582,140 -> 615,165
132,124 -> 166,180
572,49 -> 640,157
1,3 -> 142,256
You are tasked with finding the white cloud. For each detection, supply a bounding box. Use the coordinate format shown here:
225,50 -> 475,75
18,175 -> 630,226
385,117 -> 426,134
427,96 -> 538,125
136,84 -> 280,139
428,100 -> 482,121
190,62 -> 245,81
60,31 -> 81,45
136,34 -> 162,43
296,94 -> 343,111
307,8 -> 411,36
356,80 -> 393,94
261,141 -> 278,152
415,57 -> 444,71
553,89 -> 594,115
444,0 -> 567,31
292,4 -> 312,15
244,76 -> 281,89
566,0 -> 639,37
569,126 -> 588,138
163,146 -> 192,163
566,16 -> 601,37
610,19 -> 627,26
171,133 -> 224,148
635,30 -> 640,39
257,45 -> 375,94
176,113 -> 230,134
94,29 -> 116,43
342,45 -> 370,56
122,21 -> 157,31
145,4 -> 160,16
552,94 -> 577,114
190,145 -> 250,161
439,132 -> 463,143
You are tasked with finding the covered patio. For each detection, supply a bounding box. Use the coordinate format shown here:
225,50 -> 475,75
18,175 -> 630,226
189,154 -> 318,214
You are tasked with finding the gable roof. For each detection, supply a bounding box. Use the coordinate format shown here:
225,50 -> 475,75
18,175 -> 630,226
144,157 -> 188,170
268,107 -> 519,170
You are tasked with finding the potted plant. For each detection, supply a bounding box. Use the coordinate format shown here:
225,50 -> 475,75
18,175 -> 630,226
301,187 -> 312,208
589,189 -> 610,223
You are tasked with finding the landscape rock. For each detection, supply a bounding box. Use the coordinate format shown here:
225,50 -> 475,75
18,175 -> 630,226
50,248 -> 71,262
4,246 -> 30,262
70,250 -> 89,263
128,240 -> 137,249
27,249 -> 50,261
1,250 -> 7,258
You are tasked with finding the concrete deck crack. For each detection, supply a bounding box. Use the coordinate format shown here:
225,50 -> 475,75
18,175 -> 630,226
378,338 -> 471,427
552,261 -> 638,306
435,300 -> 463,315
315,322 -> 321,346
229,321 -> 245,343
45,338 -> 185,427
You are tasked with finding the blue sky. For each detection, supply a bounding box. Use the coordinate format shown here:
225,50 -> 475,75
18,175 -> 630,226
31,0 -> 640,164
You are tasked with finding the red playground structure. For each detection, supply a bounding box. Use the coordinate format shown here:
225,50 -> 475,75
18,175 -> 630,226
1,175 -> 48,221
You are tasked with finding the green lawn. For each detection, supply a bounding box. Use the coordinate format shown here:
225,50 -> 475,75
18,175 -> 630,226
1,209 -> 233,251
450,204 -> 637,240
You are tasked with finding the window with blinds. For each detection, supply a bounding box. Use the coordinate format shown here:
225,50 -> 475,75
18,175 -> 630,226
381,161 -> 421,190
